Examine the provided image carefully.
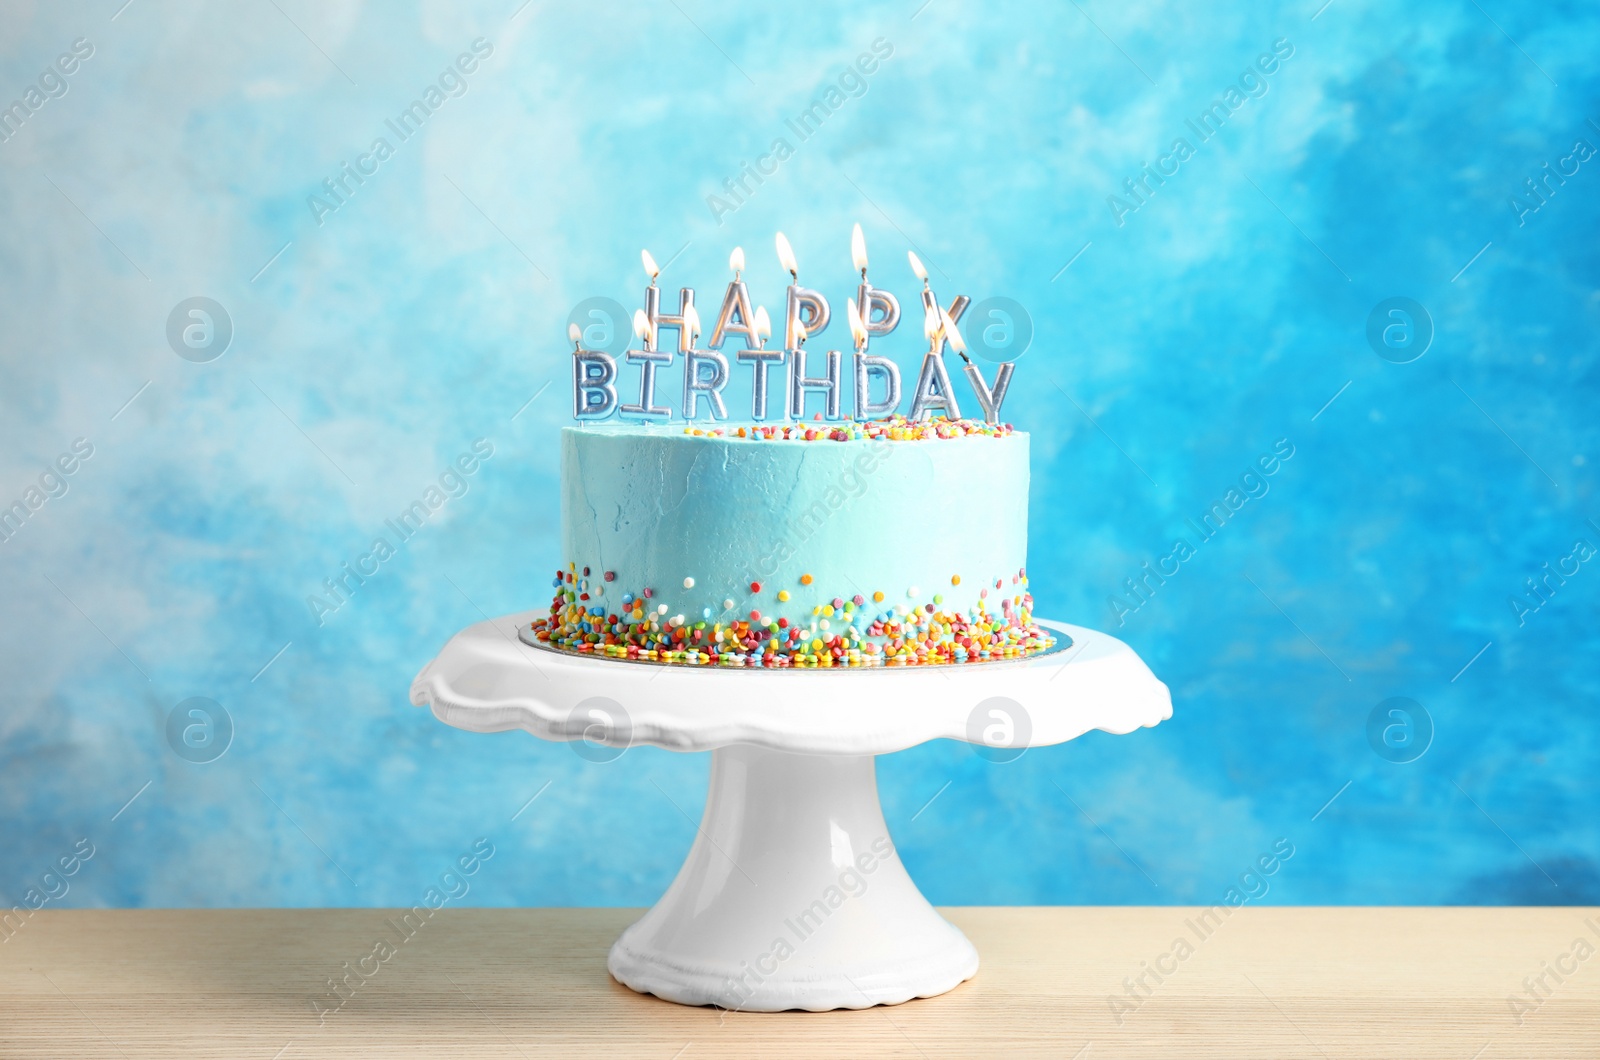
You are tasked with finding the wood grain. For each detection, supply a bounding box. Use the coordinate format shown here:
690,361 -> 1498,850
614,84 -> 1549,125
1,907 -> 1595,1058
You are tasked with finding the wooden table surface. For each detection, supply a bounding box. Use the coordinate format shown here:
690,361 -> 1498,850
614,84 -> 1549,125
2,907 -> 1596,1058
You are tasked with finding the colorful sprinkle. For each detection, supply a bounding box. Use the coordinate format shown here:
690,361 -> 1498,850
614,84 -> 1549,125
683,577 -> 696,589
529,565 -> 1055,669
800,573 -> 814,586
604,571 -> 615,581
675,414 -> 1016,444
750,581 -> 762,592
777,589 -> 790,602
951,575 -> 961,585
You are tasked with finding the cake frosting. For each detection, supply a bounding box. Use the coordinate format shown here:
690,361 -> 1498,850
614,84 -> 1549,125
528,415 -> 1056,666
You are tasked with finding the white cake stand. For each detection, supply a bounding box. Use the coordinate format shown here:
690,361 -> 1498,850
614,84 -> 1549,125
409,612 -> 1170,1012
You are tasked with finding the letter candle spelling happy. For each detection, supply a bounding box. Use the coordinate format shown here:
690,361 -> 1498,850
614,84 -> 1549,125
776,231 -> 831,351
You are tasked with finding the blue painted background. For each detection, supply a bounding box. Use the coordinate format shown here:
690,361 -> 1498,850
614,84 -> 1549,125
2,0 -> 1596,911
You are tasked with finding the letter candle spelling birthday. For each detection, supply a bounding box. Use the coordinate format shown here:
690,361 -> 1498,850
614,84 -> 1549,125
681,303 -> 731,420
620,304 -> 672,418
571,321 -> 619,419
909,301 -> 962,421
954,307 -> 1014,425
737,302 -> 784,421
787,319 -> 841,420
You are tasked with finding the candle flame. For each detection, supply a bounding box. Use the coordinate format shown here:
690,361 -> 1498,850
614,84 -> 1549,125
794,319 -> 808,346
632,308 -> 652,343
775,231 -> 798,278
851,223 -> 867,274
729,246 -> 745,275
846,297 -> 866,349
641,249 -> 660,281
753,306 -> 772,345
684,302 -> 702,341
923,305 -> 942,343
907,250 -> 928,284
568,322 -> 582,347
939,307 -> 966,354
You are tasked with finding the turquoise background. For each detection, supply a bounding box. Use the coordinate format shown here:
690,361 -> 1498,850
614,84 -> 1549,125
2,0 -> 1596,910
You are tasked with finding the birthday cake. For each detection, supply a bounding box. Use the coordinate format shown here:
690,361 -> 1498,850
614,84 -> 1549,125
527,229 -> 1058,666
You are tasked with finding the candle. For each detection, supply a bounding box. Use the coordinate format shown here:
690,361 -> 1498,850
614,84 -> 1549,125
907,249 -> 968,358
776,231 -> 829,349
908,304 -> 962,421
787,319 -> 842,421
944,307 -> 1014,425
849,290 -> 901,420
908,250 -> 929,287
851,224 -> 900,345
709,246 -> 756,349
681,302 -> 730,421
737,305 -> 783,420
641,246 -> 694,353
939,306 -> 972,365
775,231 -> 798,281
620,309 -> 671,418
846,298 -> 867,352
570,320 -> 620,419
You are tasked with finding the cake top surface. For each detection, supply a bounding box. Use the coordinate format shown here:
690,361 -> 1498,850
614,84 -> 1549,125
565,415 -> 1021,444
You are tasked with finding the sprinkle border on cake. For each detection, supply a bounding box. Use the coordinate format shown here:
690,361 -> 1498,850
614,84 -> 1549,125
528,564 -> 1056,668
673,414 -> 1016,443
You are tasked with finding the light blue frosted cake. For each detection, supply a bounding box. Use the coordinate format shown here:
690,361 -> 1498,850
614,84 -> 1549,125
529,415 -> 1053,667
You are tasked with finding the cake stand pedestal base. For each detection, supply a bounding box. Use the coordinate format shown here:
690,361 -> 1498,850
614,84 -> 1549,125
608,744 -> 976,1012
412,614 -> 1173,1011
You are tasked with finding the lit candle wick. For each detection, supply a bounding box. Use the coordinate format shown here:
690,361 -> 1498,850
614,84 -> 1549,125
775,231 -> 798,283
908,249 -> 930,289
940,306 -> 972,365
753,305 -> 772,350
846,297 -> 867,353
